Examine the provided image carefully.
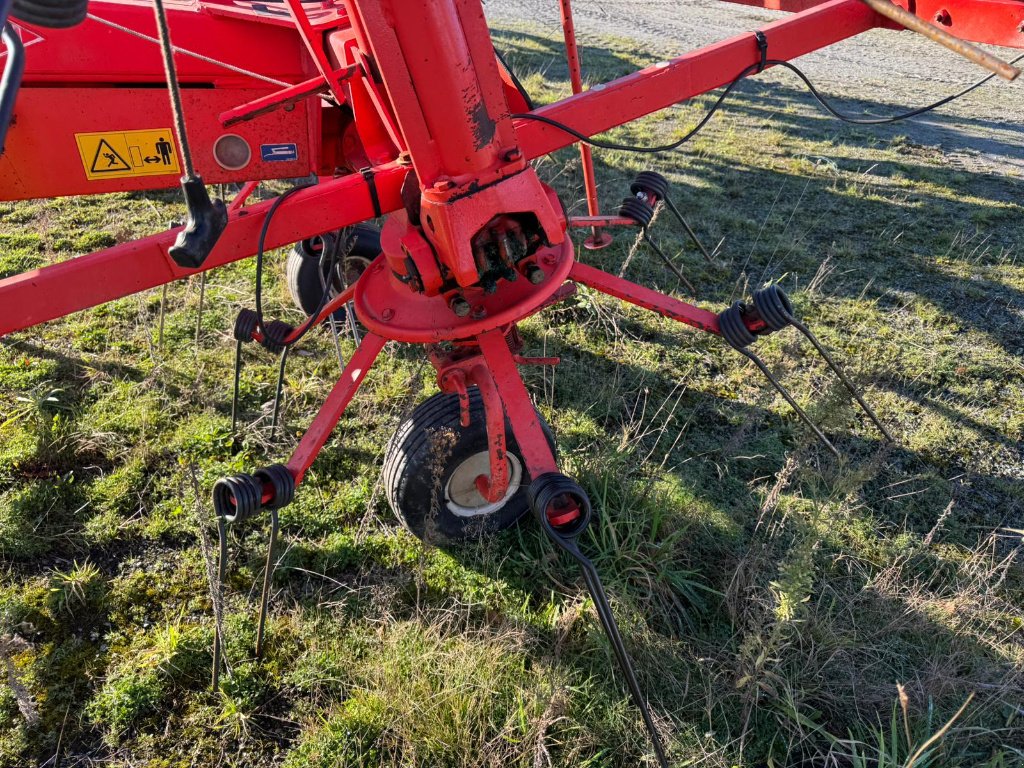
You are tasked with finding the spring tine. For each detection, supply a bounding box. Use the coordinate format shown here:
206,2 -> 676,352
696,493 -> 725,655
784,314 -> 895,443
194,271 -> 206,351
254,508 -> 279,659
663,195 -> 714,263
157,283 -> 168,350
642,232 -> 697,295
577,558 -> 671,768
269,346 -> 290,440
347,301 -> 362,346
230,339 -> 243,442
327,314 -> 346,374
212,516 -> 228,690
736,346 -> 840,457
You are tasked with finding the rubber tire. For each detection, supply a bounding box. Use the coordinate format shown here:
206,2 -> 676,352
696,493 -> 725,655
382,388 -> 556,542
285,223 -> 381,321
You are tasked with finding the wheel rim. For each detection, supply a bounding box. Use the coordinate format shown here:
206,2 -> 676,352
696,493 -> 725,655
444,451 -> 523,518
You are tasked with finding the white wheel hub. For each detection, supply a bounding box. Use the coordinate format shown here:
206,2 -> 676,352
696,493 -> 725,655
444,451 -> 523,518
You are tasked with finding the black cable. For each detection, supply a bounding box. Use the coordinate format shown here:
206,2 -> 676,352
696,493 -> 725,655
253,184 -> 341,349
512,52 -> 1024,153
771,54 -> 1024,125
495,47 -> 535,111
512,61 -> 759,154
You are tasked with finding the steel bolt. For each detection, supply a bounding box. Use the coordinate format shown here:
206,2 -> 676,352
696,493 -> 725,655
525,264 -> 546,284
381,308 -> 395,321
449,295 -> 471,317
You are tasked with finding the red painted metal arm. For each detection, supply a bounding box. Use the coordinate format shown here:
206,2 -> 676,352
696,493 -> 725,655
476,330 -> 559,478
286,331 -> 386,483
0,166 -> 405,336
570,262 -> 721,334
514,0 -> 880,159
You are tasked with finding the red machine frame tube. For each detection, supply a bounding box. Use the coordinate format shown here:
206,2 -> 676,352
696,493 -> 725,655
0,166 -> 405,336
476,330 -> 559,478
571,262 -> 721,334
558,0 -> 611,250
286,331 -> 386,483
468,363 -> 511,503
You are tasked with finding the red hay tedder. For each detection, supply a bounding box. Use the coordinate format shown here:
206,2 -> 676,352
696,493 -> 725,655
0,0 -> 1020,761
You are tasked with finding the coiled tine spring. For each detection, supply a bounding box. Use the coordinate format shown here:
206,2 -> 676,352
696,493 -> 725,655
630,170 -> 714,263
210,464 -> 295,689
719,300 -> 840,457
618,196 -> 696,295
753,286 -> 894,443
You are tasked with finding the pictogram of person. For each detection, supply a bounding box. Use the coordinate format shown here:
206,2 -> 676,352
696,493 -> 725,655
155,137 -> 173,165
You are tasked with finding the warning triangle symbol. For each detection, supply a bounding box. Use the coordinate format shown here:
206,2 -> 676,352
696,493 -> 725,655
90,140 -> 131,173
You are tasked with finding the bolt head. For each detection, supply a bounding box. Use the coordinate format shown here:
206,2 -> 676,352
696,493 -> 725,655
525,264 -> 546,284
381,308 -> 395,321
449,296 -> 471,317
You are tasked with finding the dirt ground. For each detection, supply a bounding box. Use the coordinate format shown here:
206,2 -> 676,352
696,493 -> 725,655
485,0 -> 1024,175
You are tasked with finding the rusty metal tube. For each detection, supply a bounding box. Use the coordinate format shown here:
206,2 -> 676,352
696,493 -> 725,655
861,0 -> 1020,81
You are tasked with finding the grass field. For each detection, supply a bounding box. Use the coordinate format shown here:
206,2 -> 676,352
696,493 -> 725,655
1,22 -> 1022,768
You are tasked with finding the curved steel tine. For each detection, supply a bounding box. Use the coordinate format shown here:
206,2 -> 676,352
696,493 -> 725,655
326,314 -> 346,374
212,516 -> 228,690
347,300 -> 362,346
230,339 -> 243,443
270,347 -> 290,439
663,195 -> 714,263
254,508 -> 279,659
643,231 -> 697,295
736,346 -> 840,457
781,310 -> 895,443
550,533 -> 670,768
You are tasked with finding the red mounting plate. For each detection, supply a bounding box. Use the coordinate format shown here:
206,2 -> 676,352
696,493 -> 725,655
354,238 -> 575,343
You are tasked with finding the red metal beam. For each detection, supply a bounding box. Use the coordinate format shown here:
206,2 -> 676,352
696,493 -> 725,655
476,330 -> 559,478
0,165 -> 406,336
515,0 -> 881,158
570,262 -> 721,334
286,332 -> 386,483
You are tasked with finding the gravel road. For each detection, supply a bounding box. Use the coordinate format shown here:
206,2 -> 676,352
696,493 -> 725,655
485,0 -> 1024,175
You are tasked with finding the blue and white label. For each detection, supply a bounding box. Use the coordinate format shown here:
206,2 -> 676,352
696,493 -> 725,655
260,143 -> 298,162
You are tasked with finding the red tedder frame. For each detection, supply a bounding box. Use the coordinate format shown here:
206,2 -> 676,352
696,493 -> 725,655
0,0 -> 1022,518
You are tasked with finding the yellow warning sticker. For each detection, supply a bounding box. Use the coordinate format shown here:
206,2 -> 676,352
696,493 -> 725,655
75,129 -> 180,181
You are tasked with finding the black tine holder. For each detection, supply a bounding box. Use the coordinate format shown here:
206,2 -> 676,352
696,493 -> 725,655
168,176 -> 228,269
